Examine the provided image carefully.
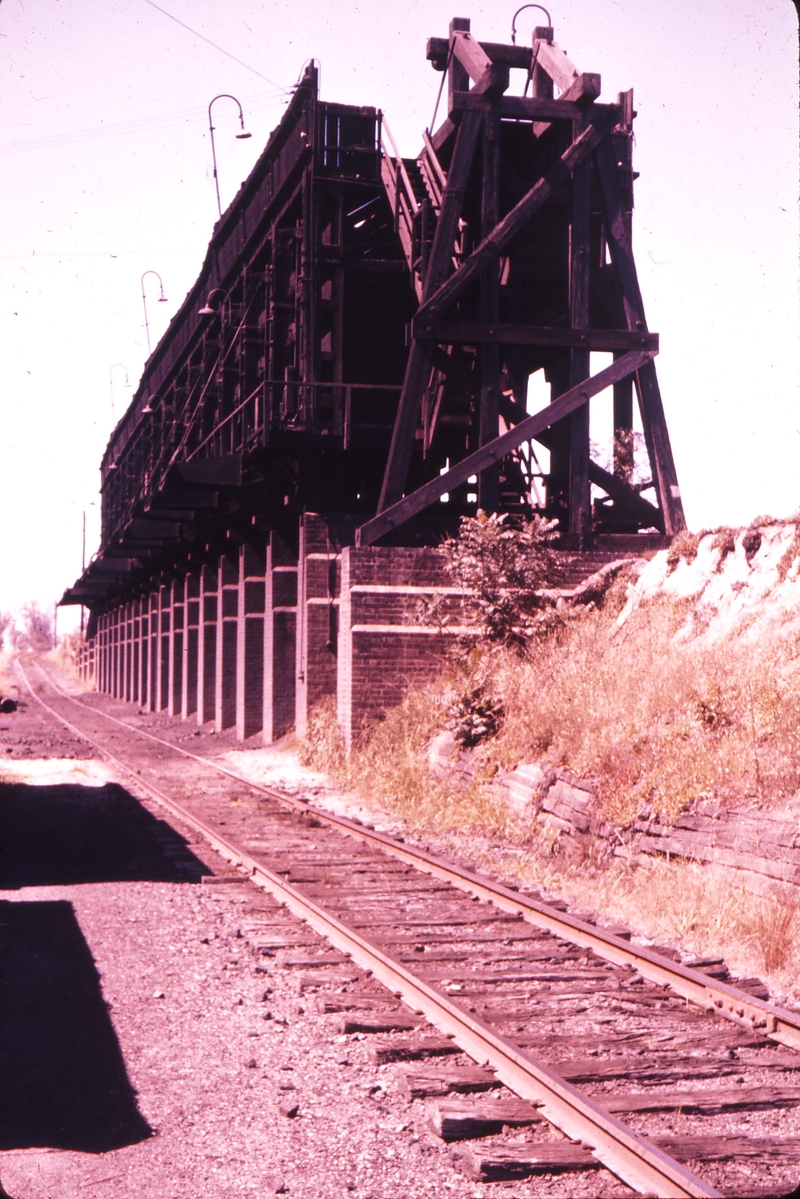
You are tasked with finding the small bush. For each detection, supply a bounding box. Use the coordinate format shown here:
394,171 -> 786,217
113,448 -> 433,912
439,510 -> 564,651
447,685 -> 504,749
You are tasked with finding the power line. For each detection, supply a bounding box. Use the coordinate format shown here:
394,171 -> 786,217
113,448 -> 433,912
141,0 -> 284,89
0,91 -> 286,155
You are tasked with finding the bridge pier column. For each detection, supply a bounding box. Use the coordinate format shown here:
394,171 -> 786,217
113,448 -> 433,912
215,555 -> 238,732
236,545 -> 265,741
155,584 -> 170,712
124,602 -> 134,702
182,572 -> 199,721
145,589 -> 159,711
263,532 -> 297,744
109,608 -> 118,698
337,546 -> 462,750
116,607 -> 125,699
97,615 -> 106,693
130,601 -> 140,704
197,564 -> 217,726
137,596 -> 148,709
168,579 -> 184,717
295,514 -> 356,740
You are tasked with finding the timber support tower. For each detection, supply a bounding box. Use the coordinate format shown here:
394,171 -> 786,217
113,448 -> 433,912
63,17 -> 685,746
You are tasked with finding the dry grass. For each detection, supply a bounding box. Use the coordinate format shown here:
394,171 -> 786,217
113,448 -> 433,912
0,651 -> 16,697
41,635 -> 93,691
300,543 -> 800,999
474,591 -> 800,825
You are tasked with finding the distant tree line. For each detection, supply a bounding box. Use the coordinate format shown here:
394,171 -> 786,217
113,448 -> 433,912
0,602 -> 55,653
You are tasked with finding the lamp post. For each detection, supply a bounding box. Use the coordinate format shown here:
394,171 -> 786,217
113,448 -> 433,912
208,94 -> 251,217
109,363 -> 129,424
141,270 -> 168,356
510,4 -> 551,42
198,287 -> 230,318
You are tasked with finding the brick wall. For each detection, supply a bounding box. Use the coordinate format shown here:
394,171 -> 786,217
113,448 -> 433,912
337,546 -> 474,749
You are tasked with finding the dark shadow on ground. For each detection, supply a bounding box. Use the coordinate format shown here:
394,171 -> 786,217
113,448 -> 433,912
0,898 -> 152,1151
0,781 -> 208,888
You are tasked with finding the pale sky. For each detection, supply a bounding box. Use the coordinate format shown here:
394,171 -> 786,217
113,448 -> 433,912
1,0 -> 798,621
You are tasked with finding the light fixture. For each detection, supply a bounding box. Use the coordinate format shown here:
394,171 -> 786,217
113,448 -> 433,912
208,94 -> 252,217
198,287 -> 229,317
141,270 -> 168,356
109,363 -> 130,424
511,3 -> 552,43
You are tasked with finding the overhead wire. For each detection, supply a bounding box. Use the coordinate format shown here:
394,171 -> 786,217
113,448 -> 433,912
140,0 -> 285,90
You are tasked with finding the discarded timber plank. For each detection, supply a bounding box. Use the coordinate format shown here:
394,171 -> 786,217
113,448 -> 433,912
337,1015 -> 421,1035
313,993 -> 411,1014
428,1097 -> 542,1140
398,1065 -> 501,1099
455,1140 -> 601,1180
370,1037 -> 462,1064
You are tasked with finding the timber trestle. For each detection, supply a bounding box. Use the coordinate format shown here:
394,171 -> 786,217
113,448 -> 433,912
64,16 -> 684,745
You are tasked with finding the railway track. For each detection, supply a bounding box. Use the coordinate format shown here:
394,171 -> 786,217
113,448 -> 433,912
14,657 -> 800,1199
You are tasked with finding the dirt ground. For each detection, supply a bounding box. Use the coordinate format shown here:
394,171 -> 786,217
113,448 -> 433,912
0,687 -> 635,1199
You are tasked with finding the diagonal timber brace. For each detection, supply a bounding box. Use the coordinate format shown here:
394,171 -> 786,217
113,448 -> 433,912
359,350 -> 653,546
377,105 -> 618,514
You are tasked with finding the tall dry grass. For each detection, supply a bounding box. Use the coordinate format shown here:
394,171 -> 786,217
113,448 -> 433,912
300,542 -> 800,997
477,586 -> 800,825
0,651 -> 16,697
304,575 -> 800,830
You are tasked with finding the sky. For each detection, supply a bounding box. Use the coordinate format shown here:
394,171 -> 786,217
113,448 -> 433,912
1,0 -> 798,624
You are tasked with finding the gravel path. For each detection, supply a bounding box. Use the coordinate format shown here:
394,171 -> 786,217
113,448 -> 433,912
0,687 -> 632,1199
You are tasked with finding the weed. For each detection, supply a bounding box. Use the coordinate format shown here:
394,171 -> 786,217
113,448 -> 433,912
447,685 -> 504,749
437,510 -> 564,651
748,895 -> 799,972
666,529 -> 705,572
300,695 -> 347,779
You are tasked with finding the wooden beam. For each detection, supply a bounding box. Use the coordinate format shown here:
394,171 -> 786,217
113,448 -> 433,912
450,91 -> 582,121
568,114 -> 592,544
450,29 -> 494,86
587,461 -> 663,530
377,110 -> 483,513
427,37 -> 534,72
533,38 -> 582,92
412,318 -> 658,353
594,136 -> 686,535
359,350 -> 652,545
416,108 -> 616,324
479,109 -> 501,513
498,406 -> 662,530
533,73 -> 602,137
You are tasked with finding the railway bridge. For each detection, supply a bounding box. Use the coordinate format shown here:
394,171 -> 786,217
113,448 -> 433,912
61,17 -> 684,747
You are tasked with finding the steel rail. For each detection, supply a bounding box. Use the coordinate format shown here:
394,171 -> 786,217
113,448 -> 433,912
27,660 -> 800,1054
15,659 -> 720,1198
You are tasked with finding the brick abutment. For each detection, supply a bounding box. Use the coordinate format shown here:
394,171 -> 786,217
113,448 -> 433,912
85,516 -> 468,748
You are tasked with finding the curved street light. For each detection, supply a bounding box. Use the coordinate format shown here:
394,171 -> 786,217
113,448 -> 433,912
141,270 -> 168,356
208,94 -> 251,217
109,362 -> 130,424
198,287 -> 230,317
511,4 -> 552,43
